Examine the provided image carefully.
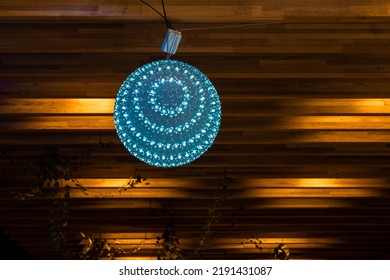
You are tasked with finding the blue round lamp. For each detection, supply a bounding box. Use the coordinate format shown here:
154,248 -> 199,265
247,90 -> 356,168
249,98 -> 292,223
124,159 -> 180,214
114,60 -> 221,167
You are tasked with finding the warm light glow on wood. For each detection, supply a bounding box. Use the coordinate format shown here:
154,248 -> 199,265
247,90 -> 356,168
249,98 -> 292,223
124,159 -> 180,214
245,188 -> 379,198
1,116 -> 114,130
114,257 -> 157,260
76,178 -> 207,188
242,199 -> 355,208
49,186 -> 379,199
1,98 -> 388,114
0,98 -> 114,114
246,178 -> 388,188
2,116 -> 390,131
88,235 -> 341,246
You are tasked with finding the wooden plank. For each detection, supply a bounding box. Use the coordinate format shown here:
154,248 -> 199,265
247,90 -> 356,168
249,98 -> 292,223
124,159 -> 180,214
1,1 -> 390,20
1,98 -> 389,115
14,186 -> 380,199
19,177 -> 385,189
0,98 -> 114,114
2,115 -> 390,130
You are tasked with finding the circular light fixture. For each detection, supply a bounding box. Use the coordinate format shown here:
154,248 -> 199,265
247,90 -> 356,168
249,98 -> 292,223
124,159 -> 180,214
114,60 -> 221,167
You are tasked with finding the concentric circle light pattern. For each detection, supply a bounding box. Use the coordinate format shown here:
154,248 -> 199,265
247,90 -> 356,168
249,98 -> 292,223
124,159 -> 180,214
114,60 -> 221,167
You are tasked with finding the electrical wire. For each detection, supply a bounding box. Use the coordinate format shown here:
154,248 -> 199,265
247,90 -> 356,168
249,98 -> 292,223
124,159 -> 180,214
140,0 -> 165,21
161,0 -> 172,29
178,22 -> 282,31
139,1 -> 279,59
161,0 -> 171,59
140,0 -> 174,29
161,0 -> 167,19
139,0 -> 175,59
139,1 -> 280,32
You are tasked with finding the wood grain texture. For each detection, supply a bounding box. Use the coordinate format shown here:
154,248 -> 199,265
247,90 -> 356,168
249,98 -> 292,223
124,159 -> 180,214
0,0 -> 390,260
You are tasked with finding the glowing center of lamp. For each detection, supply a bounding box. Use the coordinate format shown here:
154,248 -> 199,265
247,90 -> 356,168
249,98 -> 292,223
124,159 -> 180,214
114,60 -> 221,167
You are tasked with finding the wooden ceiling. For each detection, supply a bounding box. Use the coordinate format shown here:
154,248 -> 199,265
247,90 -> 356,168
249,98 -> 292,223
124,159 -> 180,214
1,0 -> 390,260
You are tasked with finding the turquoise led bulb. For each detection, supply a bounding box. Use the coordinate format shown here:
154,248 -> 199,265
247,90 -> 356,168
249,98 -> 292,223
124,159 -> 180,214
114,60 -> 221,167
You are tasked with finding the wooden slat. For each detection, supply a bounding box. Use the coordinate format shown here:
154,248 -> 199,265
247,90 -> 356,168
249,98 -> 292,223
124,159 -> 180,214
1,115 -> 390,130
1,98 -> 389,115
1,0 -> 390,20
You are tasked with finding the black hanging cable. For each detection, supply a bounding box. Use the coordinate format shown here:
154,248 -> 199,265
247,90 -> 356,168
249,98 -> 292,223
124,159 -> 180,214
160,0 -> 174,59
178,22 -> 282,31
161,0 -> 167,19
161,0 -> 170,28
140,0 -> 278,32
140,0 -> 174,29
138,0 -> 183,59
160,0 -> 171,59
140,0 -> 165,20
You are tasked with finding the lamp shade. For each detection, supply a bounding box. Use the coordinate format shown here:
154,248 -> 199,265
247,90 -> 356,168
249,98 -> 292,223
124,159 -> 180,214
114,60 -> 221,167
